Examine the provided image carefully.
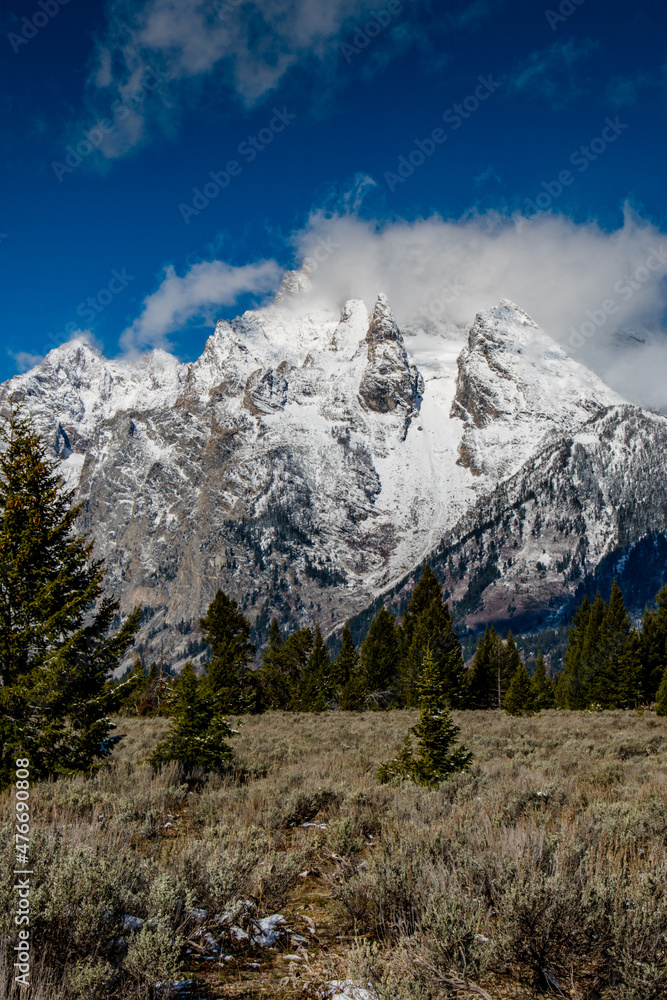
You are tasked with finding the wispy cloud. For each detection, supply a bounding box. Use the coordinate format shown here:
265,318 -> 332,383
120,258 -> 282,352
82,0 -> 431,159
508,38 -> 598,109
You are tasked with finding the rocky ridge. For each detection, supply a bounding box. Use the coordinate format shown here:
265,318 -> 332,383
2,277 -> 662,663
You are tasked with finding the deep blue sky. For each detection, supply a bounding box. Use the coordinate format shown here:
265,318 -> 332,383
1,0 -> 664,382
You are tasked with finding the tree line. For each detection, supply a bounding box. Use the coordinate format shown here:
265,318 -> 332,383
2,410 -> 666,791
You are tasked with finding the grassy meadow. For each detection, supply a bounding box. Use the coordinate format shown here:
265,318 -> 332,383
2,709 -> 667,999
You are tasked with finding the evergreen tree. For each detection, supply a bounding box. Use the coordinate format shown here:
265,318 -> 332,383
258,618 -> 287,708
400,565 -> 443,650
640,584 -> 667,702
500,632 -> 522,708
590,580 -> 639,708
334,626 -> 360,709
259,622 -> 313,710
200,590 -> 255,712
465,627 -> 498,708
358,608 -> 401,706
300,623 -> 330,712
504,661 -> 537,716
0,409 -> 141,788
557,594 -> 593,709
378,646 -> 472,786
656,664 -> 667,717
530,652 -> 556,709
400,566 -> 466,708
150,661 -> 234,774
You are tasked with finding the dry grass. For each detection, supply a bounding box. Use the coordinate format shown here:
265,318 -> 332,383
1,709 -> 667,999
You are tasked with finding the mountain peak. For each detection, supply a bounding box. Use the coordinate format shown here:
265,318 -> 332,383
452,300 -> 624,479
274,268 -> 312,303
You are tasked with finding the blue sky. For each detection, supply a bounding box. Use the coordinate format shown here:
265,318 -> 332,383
1,0 -> 666,402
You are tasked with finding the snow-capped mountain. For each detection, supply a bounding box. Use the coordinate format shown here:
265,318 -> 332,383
2,275 -> 663,662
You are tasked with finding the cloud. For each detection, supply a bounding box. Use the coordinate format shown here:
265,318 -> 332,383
284,205 -> 667,410
9,350 -> 45,374
85,0 -> 425,158
120,258 -> 282,351
508,38 -> 598,108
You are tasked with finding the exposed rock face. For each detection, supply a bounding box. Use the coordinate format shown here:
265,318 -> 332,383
451,300 -> 623,479
420,405 -> 667,632
2,288 -> 663,663
358,294 -> 423,431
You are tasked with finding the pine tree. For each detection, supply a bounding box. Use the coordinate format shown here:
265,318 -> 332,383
150,661 -> 234,774
530,652 -> 556,709
591,580 -> 639,708
400,566 -> 466,708
334,626 -> 360,709
300,623 -> 330,712
656,665 -> 667,717
640,584 -> 667,702
504,661 -> 537,716
259,618 -> 287,708
400,565 -> 443,650
378,646 -> 472,786
557,594 -> 592,709
0,409 -> 140,788
200,590 -> 255,712
500,632 -> 522,708
465,627 -> 498,708
358,608 -> 401,706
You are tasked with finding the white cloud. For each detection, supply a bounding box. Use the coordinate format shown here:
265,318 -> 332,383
116,204 -> 667,410
286,205 -> 667,410
120,258 -> 282,351
9,350 -> 44,373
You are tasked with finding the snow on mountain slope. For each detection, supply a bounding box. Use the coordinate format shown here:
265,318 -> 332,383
451,300 -> 625,481
0,278 -> 634,661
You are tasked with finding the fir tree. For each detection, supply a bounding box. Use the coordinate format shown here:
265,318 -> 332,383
400,565 -> 466,708
504,661 -> 537,716
378,645 -> 472,787
557,594 -> 593,709
150,661 -> 234,774
358,608 -> 401,706
0,409 -> 140,788
465,627 -> 498,709
640,584 -> 667,702
400,565 -> 443,650
260,622 -> 313,710
200,590 -> 255,712
259,618 -> 288,708
500,632 -> 522,708
656,665 -> 667,717
300,623 -> 330,712
530,652 -> 556,709
334,626 -> 360,709
591,580 -> 639,708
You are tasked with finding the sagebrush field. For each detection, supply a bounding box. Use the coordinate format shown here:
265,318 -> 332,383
2,709 -> 667,999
